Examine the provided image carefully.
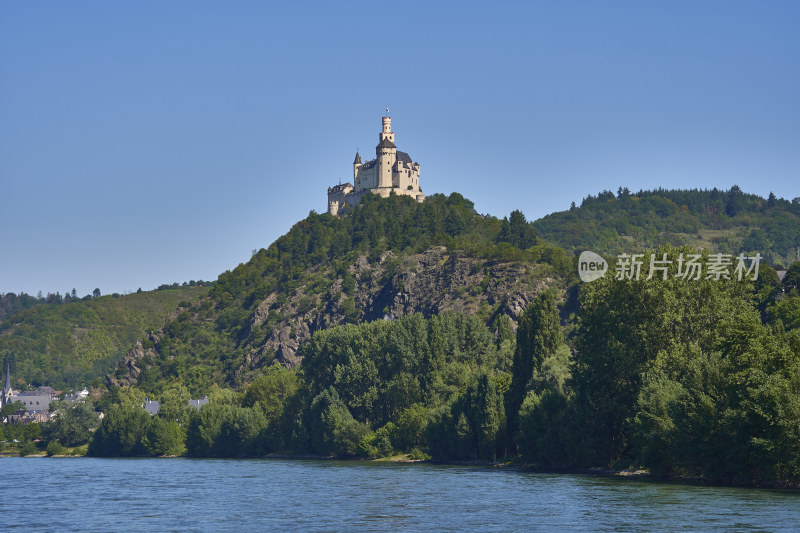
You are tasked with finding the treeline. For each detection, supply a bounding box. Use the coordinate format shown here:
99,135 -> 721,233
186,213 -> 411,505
535,186 -> 800,264
0,292 -> 43,323
88,250 -> 800,485
155,280 -> 213,291
90,311 -> 526,460
1,281 -> 214,326
2,289 -> 107,316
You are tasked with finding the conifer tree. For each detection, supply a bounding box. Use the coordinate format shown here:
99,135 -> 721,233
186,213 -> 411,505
506,290 -> 562,453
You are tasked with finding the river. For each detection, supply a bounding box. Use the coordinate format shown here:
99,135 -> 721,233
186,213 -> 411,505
1,457 -> 798,531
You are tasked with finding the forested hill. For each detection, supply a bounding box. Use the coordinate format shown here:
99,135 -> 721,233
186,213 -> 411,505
534,186 -> 800,264
108,193 -> 571,393
0,286 -> 208,390
4,187 -> 798,395
105,187 -> 799,393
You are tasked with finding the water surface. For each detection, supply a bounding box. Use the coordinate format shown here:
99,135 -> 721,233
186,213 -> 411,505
1,457 -> 798,531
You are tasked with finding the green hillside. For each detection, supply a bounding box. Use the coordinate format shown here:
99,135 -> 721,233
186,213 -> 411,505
108,188 -> 800,395
109,192 -> 568,393
6,187 -> 798,395
0,286 -> 208,390
535,186 -> 800,264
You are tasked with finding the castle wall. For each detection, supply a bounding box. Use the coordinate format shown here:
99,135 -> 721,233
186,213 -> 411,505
327,183 -> 353,215
354,164 -> 377,192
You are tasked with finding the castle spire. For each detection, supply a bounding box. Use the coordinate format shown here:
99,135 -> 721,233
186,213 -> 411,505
3,362 -> 9,393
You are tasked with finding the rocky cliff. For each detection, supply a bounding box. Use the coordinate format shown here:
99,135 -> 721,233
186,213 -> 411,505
109,246 -> 557,388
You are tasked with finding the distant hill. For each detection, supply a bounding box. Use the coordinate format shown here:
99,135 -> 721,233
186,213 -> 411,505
534,187 -> 800,264
0,286 -> 209,390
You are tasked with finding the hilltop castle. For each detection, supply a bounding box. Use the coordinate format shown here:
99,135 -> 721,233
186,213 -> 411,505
327,115 -> 425,215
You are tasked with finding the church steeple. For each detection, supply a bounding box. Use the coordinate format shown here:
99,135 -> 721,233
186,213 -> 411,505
2,362 -> 11,409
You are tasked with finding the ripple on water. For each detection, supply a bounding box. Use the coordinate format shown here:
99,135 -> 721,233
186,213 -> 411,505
1,458 -> 799,531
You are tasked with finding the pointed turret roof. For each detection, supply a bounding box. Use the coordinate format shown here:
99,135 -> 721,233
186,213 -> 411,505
354,151 -> 362,164
4,362 -> 10,393
377,137 -> 396,149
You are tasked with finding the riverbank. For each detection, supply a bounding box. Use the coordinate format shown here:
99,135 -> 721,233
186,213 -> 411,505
5,446 -> 798,490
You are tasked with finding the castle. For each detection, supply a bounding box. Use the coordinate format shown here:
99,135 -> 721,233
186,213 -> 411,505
327,115 -> 425,215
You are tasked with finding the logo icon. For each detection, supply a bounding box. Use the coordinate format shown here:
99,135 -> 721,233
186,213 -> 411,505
578,251 -> 608,282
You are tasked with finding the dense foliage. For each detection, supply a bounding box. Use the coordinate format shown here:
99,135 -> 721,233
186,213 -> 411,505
0,292 -> 43,323
88,311 -> 524,461
535,187 -> 800,265
0,286 -> 208,390
518,247 -> 800,485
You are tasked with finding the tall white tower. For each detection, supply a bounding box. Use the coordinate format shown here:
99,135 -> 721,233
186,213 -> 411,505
376,116 -> 396,189
379,116 -> 395,143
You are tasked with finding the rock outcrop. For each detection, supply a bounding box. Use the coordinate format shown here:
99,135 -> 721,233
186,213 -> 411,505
248,247 -> 553,368
110,247 -> 557,387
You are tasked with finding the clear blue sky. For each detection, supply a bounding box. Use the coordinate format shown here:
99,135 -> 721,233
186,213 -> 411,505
1,1 -> 798,296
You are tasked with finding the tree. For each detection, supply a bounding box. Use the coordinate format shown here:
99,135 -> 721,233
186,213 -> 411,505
241,364 -> 299,421
1,401 -> 24,416
497,210 -> 537,249
767,192 -> 777,208
506,291 -> 562,452
185,403 -> 231,457
768,297 -> 800,331
516,389 -> 573,466
92,288 -> 101,299
753,265 -> 781,312
88,404 -> 152,456
42,400 -> 98,447
158,384 -> 191,424
725,185 -> 744,216
463,373 -> 504,462
393,403 -> 430,452
307,388 -> 369,457
144,417 -> 186,456
428,373 -> 505,462
783,263 -> 800,294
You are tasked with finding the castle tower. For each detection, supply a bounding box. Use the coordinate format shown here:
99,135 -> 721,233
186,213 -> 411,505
376,116 -> 396,189
379,116 -> 395,144
353,151 -> 362,181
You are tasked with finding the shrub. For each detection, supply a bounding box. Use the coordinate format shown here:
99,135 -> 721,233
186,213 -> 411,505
46,441 -> 66,456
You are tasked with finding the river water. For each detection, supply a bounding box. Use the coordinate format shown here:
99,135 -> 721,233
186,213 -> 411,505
1,457 -> 798,531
